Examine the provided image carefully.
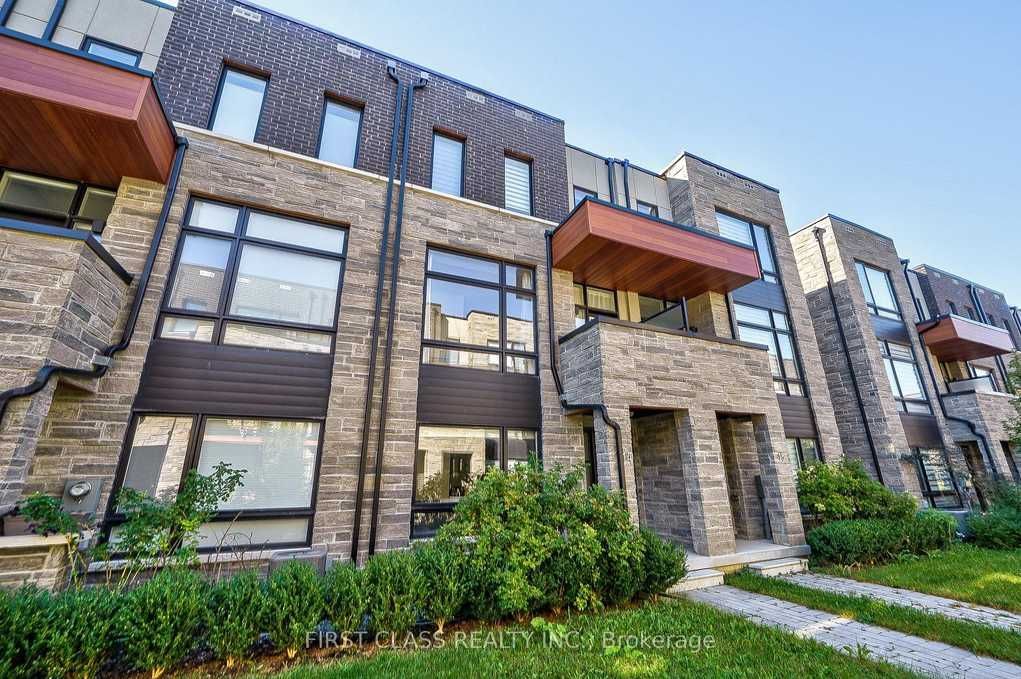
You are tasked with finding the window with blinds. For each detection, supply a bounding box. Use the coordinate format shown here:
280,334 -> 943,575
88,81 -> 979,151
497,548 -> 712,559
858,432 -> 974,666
431,133 -> 464,197
504,155 -> 532,214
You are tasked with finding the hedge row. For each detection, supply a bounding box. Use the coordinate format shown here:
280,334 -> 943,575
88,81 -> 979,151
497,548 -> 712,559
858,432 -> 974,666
806,509 -> 956,566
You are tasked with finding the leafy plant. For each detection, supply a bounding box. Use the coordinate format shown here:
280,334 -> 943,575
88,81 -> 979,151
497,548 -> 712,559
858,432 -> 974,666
1006,354 -> 1020,445
16,493 -> 79,536
262,560 -> 324,659
966,482 -> 1021,549
207,570 -> 265,668
414,540 -> 464,633
585,484 -> 644,605
796,459 -> 918,524
322,561 -> 366,643
364,549 -> 424,643
45,586 -> 121,679
0,587 -> 51,679
637,528 -> 686,598
117,569 -> 209,678
807,510 -> 956,566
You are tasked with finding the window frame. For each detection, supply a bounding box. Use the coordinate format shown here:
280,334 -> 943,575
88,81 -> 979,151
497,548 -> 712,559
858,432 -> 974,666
0,167 -> 116,233
420,247 -> 538,375
856,261 -> 902,320
573,186 -> 597,207
503,154 -> 533,215
787,437 -> 819,470
430,131 -> 466,198
105,412 -> 325,551
574,283 -> 619,327
635,200 -> 658,217
911,447 -> 963,510
81,37 -> 142,67
208,65 -> 269,142
316,96 -> 364,168
410,424 -> 540,537
880,339 -> 932,414
157,197 -> 348,354
734,302 -> 804,396
714,209 -> 778,284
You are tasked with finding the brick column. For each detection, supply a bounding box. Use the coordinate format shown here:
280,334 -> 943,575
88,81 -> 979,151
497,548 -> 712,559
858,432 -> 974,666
592,407 -> 639,523
676,409 -> 736,556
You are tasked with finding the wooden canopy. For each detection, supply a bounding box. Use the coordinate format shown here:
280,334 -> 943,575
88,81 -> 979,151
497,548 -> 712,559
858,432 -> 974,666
918,314 -> 1016,362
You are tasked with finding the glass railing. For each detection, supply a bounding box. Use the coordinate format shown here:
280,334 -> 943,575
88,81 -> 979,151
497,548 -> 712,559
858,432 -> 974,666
947,375 -> 997,394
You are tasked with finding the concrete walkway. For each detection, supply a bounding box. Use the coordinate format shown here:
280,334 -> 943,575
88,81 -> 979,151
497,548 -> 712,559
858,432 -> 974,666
688,585 -> 1021,678
780,572 -> 1021,632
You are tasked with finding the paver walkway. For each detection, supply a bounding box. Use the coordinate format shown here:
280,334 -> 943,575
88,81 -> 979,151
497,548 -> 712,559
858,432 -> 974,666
688,585 -> 1021,678
781,572 -> 1021,632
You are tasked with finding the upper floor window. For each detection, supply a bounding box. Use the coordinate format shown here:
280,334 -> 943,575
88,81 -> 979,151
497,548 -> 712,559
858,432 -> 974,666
856,262 -> 901,319
504,155 -> 532,215
880,340 -> 931,414
573,186 -> 597,207
159,199 -> 346,353
638,295 -> 677,322
574,284 -> 618,328
734,303 -> 803,396
715,211 -> 778,284
947,300 -> 958,315
787,438 -> 819,470
431,133 -> 464,197
82,38 -> 141,67
317,99 -> 362,168
636,201 -> 658,217
210,68 -> 267,142
422,249 -> 536,374
0,169 -> 115,234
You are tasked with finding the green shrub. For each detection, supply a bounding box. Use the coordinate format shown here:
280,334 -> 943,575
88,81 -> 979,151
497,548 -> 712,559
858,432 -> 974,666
207,570 -> 264,668
262,560 -> 324,659
414,540 -> 464,633
796,459 -> 917,524
966,482 -> 1021,549
586,484 -> 644,605
364,549 -> 424,642
118,568 -> 208,678
45,587 -> 121,679
807,511 -> 956,566
322,561 -> 366,642
0,587 -> 51,679
638,529 -> 687,597
17,493 -> 79,536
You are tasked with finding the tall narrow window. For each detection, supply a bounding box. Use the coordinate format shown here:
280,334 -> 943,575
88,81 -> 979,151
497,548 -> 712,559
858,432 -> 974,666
856,262 -> 901,319
913,448 -> 962,509
715,211 -> 778,283
880,340 -> 931,413
318,99 -> 362,167
786,438 -> 819,470
431,133 -> 464,197
504,155 -> 532,214
210,68 -> 267,142
734,303 -> 803,395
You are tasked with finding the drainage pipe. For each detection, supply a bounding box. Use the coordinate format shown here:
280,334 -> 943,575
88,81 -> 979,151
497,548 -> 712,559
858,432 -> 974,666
621,159 -> 632,209
605,159 -> 617,205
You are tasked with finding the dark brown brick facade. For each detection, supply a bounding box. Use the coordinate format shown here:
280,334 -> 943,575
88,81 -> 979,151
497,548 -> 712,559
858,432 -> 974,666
156,0 -> 569,222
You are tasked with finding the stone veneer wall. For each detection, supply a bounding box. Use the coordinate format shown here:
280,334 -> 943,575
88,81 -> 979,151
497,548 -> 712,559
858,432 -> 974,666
0,535 -> 71,591
943,390 -> 1018,479
632,412 -> 691,546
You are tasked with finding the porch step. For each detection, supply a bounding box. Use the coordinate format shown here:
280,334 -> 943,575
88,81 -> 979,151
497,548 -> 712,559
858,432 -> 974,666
747,557 -> 808,577
667,568 -> 725,594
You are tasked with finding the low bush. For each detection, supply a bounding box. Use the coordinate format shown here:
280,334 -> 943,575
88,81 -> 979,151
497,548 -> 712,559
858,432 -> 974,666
807,510 -> 956,566
586,485 -> 644,605
414,540 -> 464,633
967,482 -> 1021,549
638,528 -> 687,597
45,586 -> 121,679
208,570 -> 265,668
118,568 -> 209,678
322,561 -> 365,642
263,561 -> 324,659
797,459 -> 918,524
0,587 -> 51,679
364,549 -> 424,642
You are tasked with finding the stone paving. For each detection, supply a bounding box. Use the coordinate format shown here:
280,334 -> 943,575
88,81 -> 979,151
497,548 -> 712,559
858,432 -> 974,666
781,572 -> 1021,632
688,585 -> 1021,678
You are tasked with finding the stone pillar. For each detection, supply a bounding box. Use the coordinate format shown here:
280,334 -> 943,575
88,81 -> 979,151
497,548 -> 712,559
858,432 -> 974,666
675,409 -> 736,556
752,415 -> 805,547
685,291 -> 733,338
592,407 -> 639,523
718,417 -> 765,540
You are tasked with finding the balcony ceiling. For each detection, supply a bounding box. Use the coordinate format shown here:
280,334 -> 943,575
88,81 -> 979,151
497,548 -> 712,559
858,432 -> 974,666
551,199 -> 760,300
0,33 -> 176,187
918,314 -> 1016,362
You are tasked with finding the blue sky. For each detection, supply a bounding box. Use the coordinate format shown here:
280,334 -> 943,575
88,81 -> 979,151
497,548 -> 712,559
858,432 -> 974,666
253,0 -> 1021,303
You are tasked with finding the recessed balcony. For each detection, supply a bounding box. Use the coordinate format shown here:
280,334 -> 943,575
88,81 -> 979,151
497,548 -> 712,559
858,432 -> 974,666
551,198 -> 760,300
917,314 -> 1016,362
0,31 -> 176,186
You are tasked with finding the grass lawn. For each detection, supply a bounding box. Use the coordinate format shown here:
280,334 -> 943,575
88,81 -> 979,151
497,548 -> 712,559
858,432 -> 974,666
726,571 -> 1021,665
820,544 -> 1021,613
235,599 -> 919,679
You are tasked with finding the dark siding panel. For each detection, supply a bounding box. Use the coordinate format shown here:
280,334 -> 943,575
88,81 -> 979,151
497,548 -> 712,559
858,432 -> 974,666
871,315 -> 911,343
134,340 -> 332,418
732,279 -> 787,311
900,413 -> 943,448
417,365 -> 540,428
777,395 -> 816,438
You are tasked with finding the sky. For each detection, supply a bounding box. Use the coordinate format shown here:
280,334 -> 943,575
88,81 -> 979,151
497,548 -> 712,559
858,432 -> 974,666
252,0 -> 1021,303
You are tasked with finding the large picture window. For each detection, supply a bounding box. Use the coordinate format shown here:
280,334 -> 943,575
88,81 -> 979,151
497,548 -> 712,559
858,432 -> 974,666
422,249 -> 537,374
734,303 -> 804,396
158,199 -> 346,354
880,340 -> 931,414
856,262 -> 901,319
715,211 -> 778,284
210,68 -> 267,142
0,169 -> 116,233
912,448 -> 962,509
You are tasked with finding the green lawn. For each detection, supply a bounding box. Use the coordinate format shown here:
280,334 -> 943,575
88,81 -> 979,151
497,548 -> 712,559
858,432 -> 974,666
821,544 -> 1021,613
726,571 -> 1021,665
241,599 -> 919,679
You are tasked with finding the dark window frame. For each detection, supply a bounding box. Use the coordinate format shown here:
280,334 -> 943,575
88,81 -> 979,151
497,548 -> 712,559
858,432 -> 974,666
0,167 -> 116,233
734,301 -> 804,396
573,186 -> 597,207
316,95 -> 364,168
714,209 -> 778,284
157,196 -> 348,354
421,247 -> 538,375
81,36 -> 142,67
787,437 -> 819,470
911,447 -> 963,510
429,130 -> 466,198
503,153 -> 533,216
856,261 -> 902,320
635,200 -> 658,218
880,339 -> 932,414
574,283 -> 619,327
207,64 -> 270,142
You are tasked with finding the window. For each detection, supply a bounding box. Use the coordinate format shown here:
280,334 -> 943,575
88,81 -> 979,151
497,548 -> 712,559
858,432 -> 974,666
734,303 -> 803,396
159,198 -> 346,354
855,262 -> 901,319
412,425 -> 538,536
0,169 -> 115,233
786,438 -> 819,470
947,300 -> 958,315
880,340 -> 931,413
638,295 -> 677,322
636,201 -> 658,217
82,38 -> 141,67
431,133 -> 464,197
317,99 -> 362,167
114,415 -> 321,549
714,211 -> 778,283
504,155 -> 532,214
573,186 -> 597,207
912,448 -> 962,509
422,249 -> 537,374
574,284 -> 618,328
210,68 -> 267,142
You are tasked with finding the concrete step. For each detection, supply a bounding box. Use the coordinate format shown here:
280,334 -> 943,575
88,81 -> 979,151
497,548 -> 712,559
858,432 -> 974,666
747,557 -> 808,577
667,568 -> 725,594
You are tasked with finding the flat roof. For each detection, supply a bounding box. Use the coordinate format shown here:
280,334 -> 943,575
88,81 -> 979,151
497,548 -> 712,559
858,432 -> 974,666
661,152 -> 779,193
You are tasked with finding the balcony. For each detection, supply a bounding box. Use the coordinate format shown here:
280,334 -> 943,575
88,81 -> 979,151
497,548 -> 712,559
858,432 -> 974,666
0,30 -> 176,186
947,375 -> 998,395
552,198 -> 760,300
917,314 -> 1016,362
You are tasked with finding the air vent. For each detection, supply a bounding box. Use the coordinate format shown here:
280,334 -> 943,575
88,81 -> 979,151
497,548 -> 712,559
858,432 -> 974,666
844,225 -> 855,233
514,109 -> 533,122
466,91 -> 485,104
232,5 -> 261,22
714,169 -> 727,179
336,43 -> 361,59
